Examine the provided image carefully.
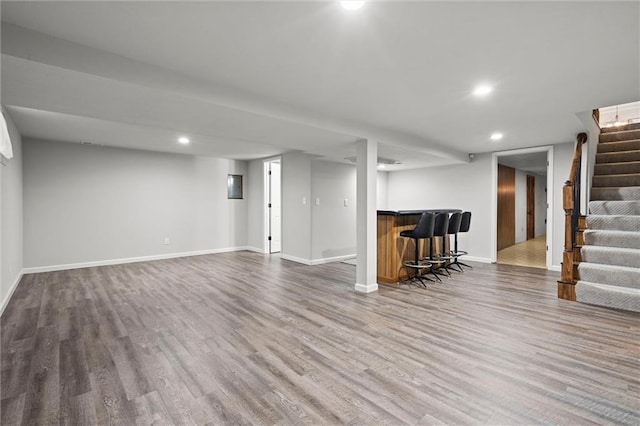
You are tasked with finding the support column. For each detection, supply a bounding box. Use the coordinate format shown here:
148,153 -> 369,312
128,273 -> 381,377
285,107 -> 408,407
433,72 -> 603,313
355,139 -> 378,293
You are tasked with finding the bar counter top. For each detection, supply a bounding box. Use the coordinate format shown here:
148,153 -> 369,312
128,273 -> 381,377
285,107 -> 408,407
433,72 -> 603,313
377,209 -> 462,216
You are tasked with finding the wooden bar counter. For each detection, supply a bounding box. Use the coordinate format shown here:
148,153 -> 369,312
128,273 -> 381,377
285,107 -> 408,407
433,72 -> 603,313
377,209 -> 461,285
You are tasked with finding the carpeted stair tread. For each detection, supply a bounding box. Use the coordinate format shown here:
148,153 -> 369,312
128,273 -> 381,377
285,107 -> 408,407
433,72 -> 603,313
590,186 -> 640,201
599,128 -> 640,143
576,126 -> 640,312
597,139 -> 640,153
580,245 -> 640,268
578,263 -> 640,289
575,281 -> 640,312
596,150 -> 640,164
586,214 -> 640,232
583,229 -> 640,249
594,161 -> 640,176
592,173 -> 640,187
589,200 -> 640,215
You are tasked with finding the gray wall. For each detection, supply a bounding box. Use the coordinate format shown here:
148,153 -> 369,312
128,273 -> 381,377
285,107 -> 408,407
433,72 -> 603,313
281,151 -> 312,261
311,160 -> 356,260
377,171 -> 388,210
1,107 -> 24,312
23,139 -> 248,268
246,158 -> 265,252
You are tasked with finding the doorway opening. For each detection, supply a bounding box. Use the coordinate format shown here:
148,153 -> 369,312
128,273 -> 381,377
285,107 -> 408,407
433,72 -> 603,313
264,158 -> 281,254
492,147 -> 553,269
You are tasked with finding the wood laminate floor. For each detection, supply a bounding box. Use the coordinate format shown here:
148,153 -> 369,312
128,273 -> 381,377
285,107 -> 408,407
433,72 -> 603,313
1,252 -> 639,425
498,235 -> 547,269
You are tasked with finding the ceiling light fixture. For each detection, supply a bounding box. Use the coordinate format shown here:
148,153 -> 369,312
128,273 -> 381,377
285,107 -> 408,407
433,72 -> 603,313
603,105 -> 628,128
473,84 -> 493,96
341,1 -> 365,11
490,132 -> 503,141
178,136 -> 190,144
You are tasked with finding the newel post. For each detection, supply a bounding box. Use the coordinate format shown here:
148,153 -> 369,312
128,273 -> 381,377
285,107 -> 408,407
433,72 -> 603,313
557,132 -> 588,301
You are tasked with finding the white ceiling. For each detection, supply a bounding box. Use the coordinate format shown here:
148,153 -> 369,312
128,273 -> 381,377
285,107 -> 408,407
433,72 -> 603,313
2,1 -> 639,169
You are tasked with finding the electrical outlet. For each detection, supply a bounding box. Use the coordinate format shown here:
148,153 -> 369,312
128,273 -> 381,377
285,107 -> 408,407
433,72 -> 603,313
315,197 -> 320,206
344,198 -> 348,207
302,196 -> 307,205
163,237 -> 170,245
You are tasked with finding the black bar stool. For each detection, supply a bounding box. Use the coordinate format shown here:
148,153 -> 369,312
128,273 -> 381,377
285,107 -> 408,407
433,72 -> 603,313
443,212 -> 463,273
400,212 -> 435,286
426,212 -> 450,280
450,211 -> 472,271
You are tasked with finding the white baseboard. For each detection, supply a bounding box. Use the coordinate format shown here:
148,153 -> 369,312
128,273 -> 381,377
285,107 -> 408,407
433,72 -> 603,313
22,246 -> 249,274
355,282 -> 379,293
245,246 -> 265,254
549,264 -> 561,272
280,253 -> 356,266
311,254 -> 356,266
1,269 -> 24,316
459,255 -> 492,264
280,254 -> 313,265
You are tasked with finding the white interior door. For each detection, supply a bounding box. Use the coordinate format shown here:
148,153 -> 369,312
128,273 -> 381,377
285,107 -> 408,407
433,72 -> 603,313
269,162 -> 281,253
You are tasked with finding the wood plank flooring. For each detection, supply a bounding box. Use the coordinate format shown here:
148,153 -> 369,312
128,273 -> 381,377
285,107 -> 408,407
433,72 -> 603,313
498,235 -> 547,269
2,252 -> 639,425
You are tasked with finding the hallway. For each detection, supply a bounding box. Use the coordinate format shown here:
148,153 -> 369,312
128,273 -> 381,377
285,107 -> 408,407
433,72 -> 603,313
498,235 -> 546,269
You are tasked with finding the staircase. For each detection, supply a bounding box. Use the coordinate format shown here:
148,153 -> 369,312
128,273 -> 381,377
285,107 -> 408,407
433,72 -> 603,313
575,124 -> 640,312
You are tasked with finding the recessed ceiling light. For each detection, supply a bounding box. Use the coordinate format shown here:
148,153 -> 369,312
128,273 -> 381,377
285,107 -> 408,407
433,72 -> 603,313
473,84 -> 493,96
490,132 -> 503,141
178,136 -> 190,144
341,1 -> 365,11
378,164 -> 386,169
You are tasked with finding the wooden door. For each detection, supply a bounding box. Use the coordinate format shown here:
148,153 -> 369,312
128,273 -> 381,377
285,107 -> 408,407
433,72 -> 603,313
526,175 -> 535,240
497,164 -> 515,251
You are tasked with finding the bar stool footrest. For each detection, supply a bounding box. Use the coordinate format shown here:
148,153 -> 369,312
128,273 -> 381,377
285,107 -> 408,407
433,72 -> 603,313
403,261 -> 432,270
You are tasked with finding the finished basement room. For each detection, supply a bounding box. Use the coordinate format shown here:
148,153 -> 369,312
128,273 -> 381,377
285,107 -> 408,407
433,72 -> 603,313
1,1 -> 639,425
